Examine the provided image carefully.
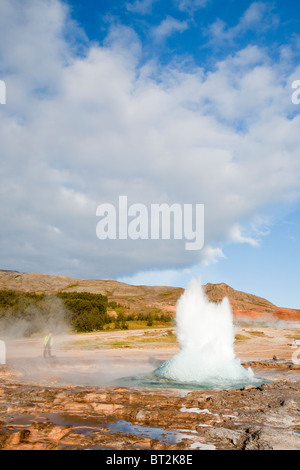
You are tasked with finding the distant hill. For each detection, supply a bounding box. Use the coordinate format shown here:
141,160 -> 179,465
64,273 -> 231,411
0,270 -> 299,321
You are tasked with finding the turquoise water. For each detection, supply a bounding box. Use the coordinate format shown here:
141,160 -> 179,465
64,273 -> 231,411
118,371 -> 265,391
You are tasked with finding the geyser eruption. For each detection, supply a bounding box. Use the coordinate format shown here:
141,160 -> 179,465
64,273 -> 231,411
155,279 -> 254,387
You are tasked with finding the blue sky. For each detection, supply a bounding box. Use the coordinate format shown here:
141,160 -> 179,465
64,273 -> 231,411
0,0 -> 300,308
66,0 -> 300,63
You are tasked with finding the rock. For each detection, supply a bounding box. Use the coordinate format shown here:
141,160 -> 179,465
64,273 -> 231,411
243,427 -> 300,450
241,384 -> 257,391
92,403 -> 124,413
280,399 -> 300,412
0,376 -> 299,450
197,426 -> 246,449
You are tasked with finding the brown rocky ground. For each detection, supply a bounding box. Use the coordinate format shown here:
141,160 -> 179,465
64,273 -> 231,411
0,371 -> 299,450
0,325 -> 300,450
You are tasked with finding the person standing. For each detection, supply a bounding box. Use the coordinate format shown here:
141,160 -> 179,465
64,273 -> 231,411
43,332 -> 53,358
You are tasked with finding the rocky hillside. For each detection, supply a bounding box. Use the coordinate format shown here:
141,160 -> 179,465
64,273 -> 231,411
0,270 -> 299,321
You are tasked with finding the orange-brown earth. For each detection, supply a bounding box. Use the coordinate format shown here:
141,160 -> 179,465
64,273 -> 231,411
0,270 -> 299,450
0,323 -> 300,449
0,270 -> 299,321
0,363 -> 299,450
0,322 -> 300,451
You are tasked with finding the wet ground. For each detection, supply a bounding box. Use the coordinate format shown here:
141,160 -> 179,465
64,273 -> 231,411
0,325 -> 299,450
0,369 -> 299,450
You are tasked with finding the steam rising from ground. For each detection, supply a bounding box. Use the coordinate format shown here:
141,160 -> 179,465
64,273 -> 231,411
0,296 -> 70,339
155,278 -> 255,386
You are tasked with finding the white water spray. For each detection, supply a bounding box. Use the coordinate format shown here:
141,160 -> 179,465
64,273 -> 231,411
155,279 -> 254,386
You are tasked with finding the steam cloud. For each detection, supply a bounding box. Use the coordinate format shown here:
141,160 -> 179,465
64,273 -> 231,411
0,295 -> 70,339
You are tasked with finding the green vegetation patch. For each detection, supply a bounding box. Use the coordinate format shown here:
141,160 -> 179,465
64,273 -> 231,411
0,290 -> 174,337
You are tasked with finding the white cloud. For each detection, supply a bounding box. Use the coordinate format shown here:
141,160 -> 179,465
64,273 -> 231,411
205,2 -> 279,46
118,267 -> 187,287
229,225 -> 260,247
201,246 -> 226,266
0,0 -> 300,281
175,0 -> 210,13
126,0 -> 158,15
151,16 -> 189,42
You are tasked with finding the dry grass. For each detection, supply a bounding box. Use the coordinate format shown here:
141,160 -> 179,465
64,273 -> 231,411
235,334 -> 249,342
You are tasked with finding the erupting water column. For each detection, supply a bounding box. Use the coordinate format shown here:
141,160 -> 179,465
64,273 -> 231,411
155,279 -> 254,387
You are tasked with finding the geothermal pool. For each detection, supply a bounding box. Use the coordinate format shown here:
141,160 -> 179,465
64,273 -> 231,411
118,371 -> 263,391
